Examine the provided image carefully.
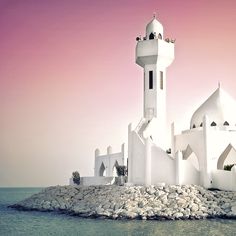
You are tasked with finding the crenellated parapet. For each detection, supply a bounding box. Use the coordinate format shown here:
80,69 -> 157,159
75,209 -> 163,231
94,143 -> 127,177
95,144 -> 126,158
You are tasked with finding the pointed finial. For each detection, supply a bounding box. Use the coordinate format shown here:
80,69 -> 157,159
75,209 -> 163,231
153,12 -> 156,19
218,81 -> 221,88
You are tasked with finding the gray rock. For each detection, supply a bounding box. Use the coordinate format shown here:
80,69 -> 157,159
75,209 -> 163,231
173,212 -> 183,218
168,193 -> 178,199
126,211 -> 138,219
190,203 -> 199,212
146,187 -> 156,195
231,205 -> 236,214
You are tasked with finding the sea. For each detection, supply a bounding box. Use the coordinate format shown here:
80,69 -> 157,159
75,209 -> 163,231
0,188 -> 236,236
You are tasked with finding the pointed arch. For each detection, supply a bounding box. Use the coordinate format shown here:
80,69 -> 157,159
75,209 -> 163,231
223,121 -> 229,126
183,145 -> 194,160
112,160 -> 119,177
149,32 -> 155,40
99,162 -> 106,176
217,144 -> 236,170
183,145 -> 199,170
158,33 -> 162,39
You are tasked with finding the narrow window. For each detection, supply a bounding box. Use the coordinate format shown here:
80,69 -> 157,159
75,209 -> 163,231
149,71 -> 153,89
211,121 -> 217,126
192,124 -> 196,129
223,121 -> 229,126
158,33 -> 162,39
160,71 -> 163,90
200,123 -> 203,127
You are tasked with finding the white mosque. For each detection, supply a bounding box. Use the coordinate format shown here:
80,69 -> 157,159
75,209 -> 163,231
76,16 -> 236,191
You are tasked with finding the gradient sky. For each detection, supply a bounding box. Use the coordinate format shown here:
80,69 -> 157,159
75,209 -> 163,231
1,0 -> 236,187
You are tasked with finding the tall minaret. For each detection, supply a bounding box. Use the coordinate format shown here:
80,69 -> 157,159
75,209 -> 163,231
136,15 -> 175,148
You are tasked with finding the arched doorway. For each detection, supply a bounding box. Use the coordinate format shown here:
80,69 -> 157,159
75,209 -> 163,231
99,162 -> 106,176
217,144 -> 236,170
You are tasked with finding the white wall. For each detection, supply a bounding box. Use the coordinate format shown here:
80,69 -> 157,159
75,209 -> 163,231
181,159 -> 200,185
80,177 -> 116,186
94,144 -> 126,177
175,129 -> 205,175
212,169 -> 236,191
128,131 -> 145,184
151,145 -> 175,184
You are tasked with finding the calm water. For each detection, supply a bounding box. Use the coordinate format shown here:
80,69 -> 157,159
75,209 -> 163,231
0,188 -> 236,236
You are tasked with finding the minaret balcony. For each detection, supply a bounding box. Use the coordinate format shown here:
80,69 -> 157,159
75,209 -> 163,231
136,39 -> 174,68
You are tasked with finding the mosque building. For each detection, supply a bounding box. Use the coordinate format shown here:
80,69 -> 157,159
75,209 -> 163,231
75,16 -> 236,191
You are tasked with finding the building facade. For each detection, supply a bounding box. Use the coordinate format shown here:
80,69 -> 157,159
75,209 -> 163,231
76,16 -> 236,190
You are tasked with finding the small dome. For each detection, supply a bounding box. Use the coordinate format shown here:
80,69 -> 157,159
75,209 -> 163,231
190,87 -> 236,128
146,17 -> 163,40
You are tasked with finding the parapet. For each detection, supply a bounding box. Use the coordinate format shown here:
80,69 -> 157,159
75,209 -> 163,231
95,144 -> 126,158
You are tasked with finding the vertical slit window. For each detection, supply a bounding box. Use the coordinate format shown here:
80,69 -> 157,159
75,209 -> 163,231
160,71 -> 163,90
149,71 -> 153,89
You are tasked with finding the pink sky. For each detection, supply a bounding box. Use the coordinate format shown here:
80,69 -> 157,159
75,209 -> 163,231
1,0 -> 236,186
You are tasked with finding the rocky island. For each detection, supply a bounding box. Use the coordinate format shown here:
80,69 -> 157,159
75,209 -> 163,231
11,185 -> 236,220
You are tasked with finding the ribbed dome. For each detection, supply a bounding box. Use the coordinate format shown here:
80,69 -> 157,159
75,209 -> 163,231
146,17 -> 163,39
190,88 -> 236,128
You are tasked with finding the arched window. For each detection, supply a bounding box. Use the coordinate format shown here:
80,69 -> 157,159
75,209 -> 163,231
158,33 -> 162,39
200,123 -> 203,127
223,121 -> 229,126
149,33 -> 155,40
192,124 -> 196,129
211,121 -> 217,126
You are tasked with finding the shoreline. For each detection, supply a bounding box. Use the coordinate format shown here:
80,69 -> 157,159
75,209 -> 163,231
10,185 -> 236,220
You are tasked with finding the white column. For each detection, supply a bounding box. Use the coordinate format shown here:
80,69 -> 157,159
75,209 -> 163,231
94,148 -> 100,177
107,146 -> 112,176
145,137 -> 152,186
121,143 -> 125,165
231,166 -> 236,191
203,115 -> 212,188
171,122 -> 175,157
95,148 -> 100,157
175,151 -> 183,185
128,123 -> 134,183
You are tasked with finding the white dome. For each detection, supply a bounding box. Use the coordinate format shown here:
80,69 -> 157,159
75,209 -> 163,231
190,87 -> 236,128
146,17 -> 163,39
